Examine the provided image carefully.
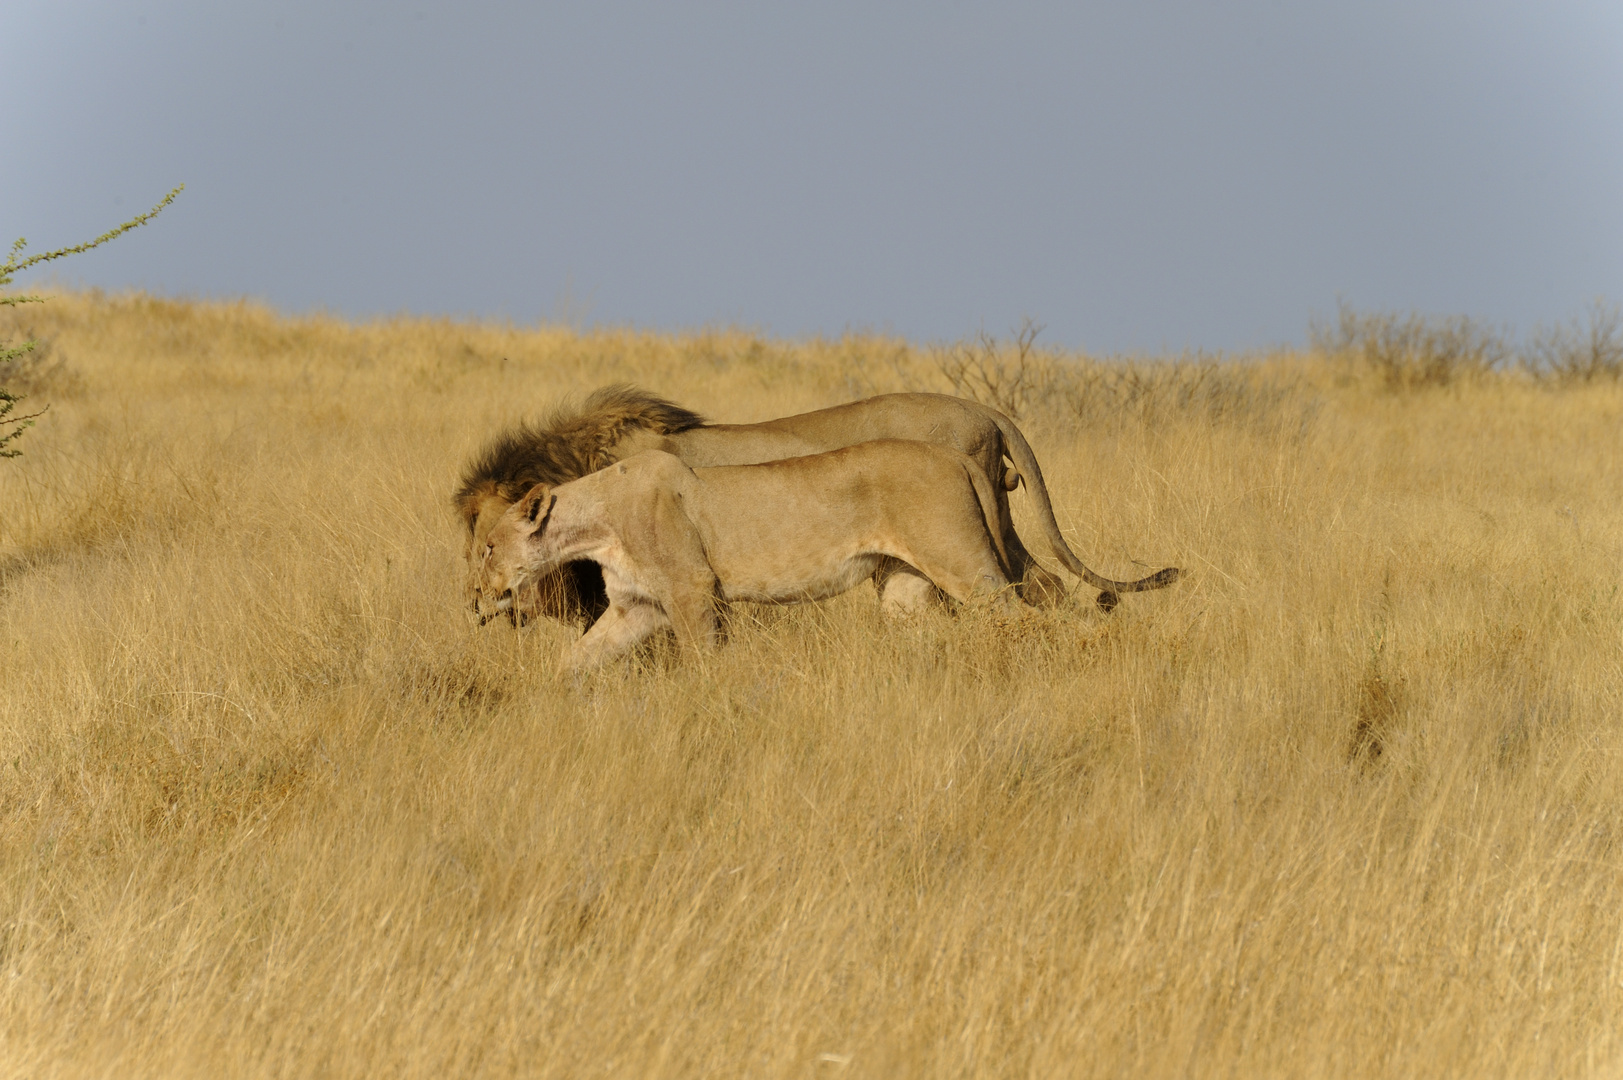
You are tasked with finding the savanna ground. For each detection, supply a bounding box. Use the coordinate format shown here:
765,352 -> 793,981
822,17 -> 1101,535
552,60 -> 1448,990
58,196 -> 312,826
1,292 -> 1620,1079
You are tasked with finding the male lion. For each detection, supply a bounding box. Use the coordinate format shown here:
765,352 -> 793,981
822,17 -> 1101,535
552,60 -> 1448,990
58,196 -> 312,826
474,441 -> 1021,669
455,385 -> 1178,623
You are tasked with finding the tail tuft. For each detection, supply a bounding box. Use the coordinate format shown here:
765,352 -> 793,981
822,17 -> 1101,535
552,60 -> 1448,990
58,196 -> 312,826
1144,567 -> 1180,589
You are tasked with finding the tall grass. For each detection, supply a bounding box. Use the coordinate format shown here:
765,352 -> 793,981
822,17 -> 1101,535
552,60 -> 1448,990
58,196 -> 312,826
2,293 -> 1621,1078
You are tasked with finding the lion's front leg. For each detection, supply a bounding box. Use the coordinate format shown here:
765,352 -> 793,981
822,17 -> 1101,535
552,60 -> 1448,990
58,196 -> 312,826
641,484 -> 722,655
661,575 -> 722,653
564,601 -> 668,670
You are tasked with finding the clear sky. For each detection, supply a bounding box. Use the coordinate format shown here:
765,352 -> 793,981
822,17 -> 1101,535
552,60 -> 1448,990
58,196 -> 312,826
6,1 -> 1621,351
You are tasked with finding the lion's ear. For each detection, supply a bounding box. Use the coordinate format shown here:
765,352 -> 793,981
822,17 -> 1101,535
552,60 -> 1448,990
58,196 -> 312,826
528,491 -> 557,533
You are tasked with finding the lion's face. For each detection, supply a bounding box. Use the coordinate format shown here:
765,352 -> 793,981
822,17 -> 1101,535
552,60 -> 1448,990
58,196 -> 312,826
462,490 -> 514,568
462,490 -> 516,606
472,486 -> 555,622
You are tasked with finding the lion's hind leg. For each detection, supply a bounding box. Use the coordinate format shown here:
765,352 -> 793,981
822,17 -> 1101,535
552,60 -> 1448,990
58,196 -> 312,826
900,459 -> 1023,612
980,451 -> 1065,607
903,544 -> 1020,613
872,557 -> 944,617
933,564 -> 1021,612
984,477 -> 1064,606
1002,524 -> 1067,606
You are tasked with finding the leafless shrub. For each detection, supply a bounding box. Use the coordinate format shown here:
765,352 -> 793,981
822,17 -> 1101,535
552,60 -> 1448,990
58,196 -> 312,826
934,317 -> 1057,421
1523,299 -> 1623,384
1311,301 -> 1510,390
1053,354 -> 1319,440
931,321 -> 1315,438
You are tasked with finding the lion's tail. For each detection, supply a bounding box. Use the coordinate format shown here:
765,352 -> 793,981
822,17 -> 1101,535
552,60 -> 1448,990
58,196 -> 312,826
983,409 -> 1180,595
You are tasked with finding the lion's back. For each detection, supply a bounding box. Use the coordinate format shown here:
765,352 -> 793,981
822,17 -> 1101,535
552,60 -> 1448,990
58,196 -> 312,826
681,441 -> 985,571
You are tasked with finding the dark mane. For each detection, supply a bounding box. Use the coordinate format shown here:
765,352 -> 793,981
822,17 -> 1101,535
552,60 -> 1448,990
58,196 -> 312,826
454,384 -> 707,509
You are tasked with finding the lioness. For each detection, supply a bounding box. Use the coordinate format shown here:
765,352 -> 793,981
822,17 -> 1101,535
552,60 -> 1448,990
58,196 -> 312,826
457,386 -> 1179,622
475,441 -> 1021,669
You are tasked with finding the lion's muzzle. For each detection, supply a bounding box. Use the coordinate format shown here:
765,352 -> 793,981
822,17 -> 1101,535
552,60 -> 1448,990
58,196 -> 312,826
474,589 -> 516,626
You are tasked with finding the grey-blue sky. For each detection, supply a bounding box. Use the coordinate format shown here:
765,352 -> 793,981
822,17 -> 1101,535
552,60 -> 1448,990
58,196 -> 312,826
6,1 -> 1621,351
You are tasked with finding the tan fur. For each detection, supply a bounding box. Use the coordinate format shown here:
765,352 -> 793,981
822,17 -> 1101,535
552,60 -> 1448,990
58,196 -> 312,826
474,442 -> 1022,669
457,386 -> 1179,624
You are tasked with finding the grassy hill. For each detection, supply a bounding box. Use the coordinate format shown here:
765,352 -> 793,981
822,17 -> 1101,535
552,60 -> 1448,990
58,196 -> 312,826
2,293 -> 1620,1078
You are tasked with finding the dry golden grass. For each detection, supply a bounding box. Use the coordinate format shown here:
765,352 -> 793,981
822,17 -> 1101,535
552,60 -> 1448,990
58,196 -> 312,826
2,292 -> 1621,1078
